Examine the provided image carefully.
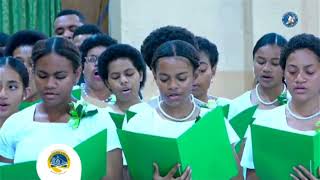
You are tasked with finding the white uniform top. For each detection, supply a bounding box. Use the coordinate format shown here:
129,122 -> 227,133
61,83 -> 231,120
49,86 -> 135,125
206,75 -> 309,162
123,105 -> 240,145
240,105 -> 315,169
228,91 -> 253,120
0,104 -> 120,164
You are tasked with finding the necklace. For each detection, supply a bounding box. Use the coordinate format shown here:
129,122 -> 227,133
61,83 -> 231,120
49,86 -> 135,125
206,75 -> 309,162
255,83 -> 286,105
81,83 -> 111,103
286,101 -> 320,120
157,95 -> 196,122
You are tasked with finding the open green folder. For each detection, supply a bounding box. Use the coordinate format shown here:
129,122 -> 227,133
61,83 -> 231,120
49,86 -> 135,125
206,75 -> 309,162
109,112 -> 125,129
118,107 -> 238,180
252,124 -> 320,180
222,104 -> 230,119
229,105 -> 258,152
109,111 -> 137,129
229,105 -> 258,138
0,129 -> 107,180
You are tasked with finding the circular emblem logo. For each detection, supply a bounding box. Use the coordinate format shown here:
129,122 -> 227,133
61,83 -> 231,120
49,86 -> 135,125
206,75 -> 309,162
37,144 -> 81,180
282,12 -> 298,28
47,150 -> 71,174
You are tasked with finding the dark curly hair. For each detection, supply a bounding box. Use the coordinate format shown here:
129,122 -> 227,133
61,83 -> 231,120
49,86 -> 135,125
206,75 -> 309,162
0,32 -> 9,47
196,36 -> 218,67
280,33 -> 320,70
80,34 -> 117,67
5,30 -> 47,56
55,9 -> 85,23
0,57 -> 29,88
98,44 -> 146,89
141,25 -> 198,69
32,37 -> 81,71
151,40 -> 199,72
72,24 -> 102,38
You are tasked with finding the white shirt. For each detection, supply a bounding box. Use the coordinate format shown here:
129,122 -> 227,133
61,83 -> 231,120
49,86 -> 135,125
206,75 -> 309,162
228,91 -> 253,120
123,106 -> 240,145
0,104 -> 120,164
240,105 -> 315,169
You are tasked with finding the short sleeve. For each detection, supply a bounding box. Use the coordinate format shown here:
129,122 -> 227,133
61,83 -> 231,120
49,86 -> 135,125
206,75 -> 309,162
0,117 -> 17,160
107,128 -> 121,152
224,120 -> 240,145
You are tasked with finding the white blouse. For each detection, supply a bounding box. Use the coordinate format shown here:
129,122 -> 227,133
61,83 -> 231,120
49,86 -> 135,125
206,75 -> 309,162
123,106 -> 240,145
0,104 -> 120,164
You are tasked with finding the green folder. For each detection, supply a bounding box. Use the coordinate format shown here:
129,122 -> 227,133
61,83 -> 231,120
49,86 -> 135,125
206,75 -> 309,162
229,105 -> 258,152
222,104 -> 230,119
252,124 -> 320,180
126,110 -> 137,123
229,105 -> 258,138
118,107 -> 238,180
18,100 -> 41,111
0,129 -> 107,180
109,112 -> 125,129
109,111 -> 137,129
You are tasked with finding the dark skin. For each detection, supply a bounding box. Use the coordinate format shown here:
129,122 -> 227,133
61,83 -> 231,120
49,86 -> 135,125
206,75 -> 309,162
248,49 -> 320,180
0,53 -> 123,179
152,57 -> 243,180
54,15 -> 83,40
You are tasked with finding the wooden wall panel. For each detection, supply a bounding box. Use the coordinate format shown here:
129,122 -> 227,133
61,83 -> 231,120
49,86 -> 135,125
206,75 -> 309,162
61,0 -> 109,33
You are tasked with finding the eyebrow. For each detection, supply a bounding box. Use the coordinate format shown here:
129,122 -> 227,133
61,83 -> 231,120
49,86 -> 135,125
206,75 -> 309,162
199,61 -> 209,65
37,70 -> 68,74
176,72 -> 189,76
110,72 -> 120,75
287,64 -> 314,68
7,80 -> 19,84
255,56 -> 266,60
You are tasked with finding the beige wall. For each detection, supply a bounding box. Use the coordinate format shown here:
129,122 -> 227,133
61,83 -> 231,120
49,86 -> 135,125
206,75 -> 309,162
109,0 -> 320,99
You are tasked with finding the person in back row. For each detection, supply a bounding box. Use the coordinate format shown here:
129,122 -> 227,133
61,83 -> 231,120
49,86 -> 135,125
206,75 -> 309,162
73,24 -> 102,48
0,57 -> 29,129
5,30 -> 47,110
54,9 -> 85,40
79,34 -> 117,108
192,36 -> 231,109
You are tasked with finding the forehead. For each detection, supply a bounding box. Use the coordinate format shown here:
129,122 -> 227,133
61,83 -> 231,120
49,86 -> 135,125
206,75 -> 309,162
87,46 -> 107,56
156,56 -> 193,73
54,14 -> 82,29
35,53 -> 74,72
255,44 -> 281,57
199,51 -> 210,65
108,58 -> 136,72
287,48 -> 320,66
0,66 -> 22,82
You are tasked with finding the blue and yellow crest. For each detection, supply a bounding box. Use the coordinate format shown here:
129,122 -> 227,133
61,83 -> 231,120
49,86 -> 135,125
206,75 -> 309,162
47,150 -> 71,174
282,12 -> 298,28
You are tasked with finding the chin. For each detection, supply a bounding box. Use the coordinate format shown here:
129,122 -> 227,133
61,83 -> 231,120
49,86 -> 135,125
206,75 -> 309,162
163,100 -> 181,108
43,100 -> 62,107
292,94 -> 313,103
